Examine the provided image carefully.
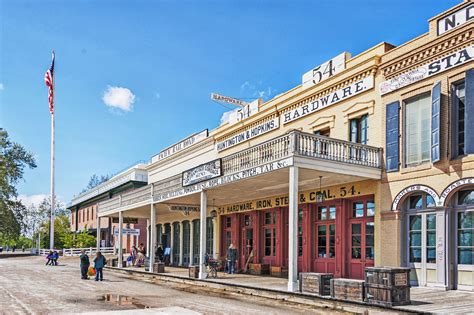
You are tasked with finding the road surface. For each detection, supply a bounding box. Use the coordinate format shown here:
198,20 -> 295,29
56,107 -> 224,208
0,256 -> 345,314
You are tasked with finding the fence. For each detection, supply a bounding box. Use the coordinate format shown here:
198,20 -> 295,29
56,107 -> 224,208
38,247 -> 114,256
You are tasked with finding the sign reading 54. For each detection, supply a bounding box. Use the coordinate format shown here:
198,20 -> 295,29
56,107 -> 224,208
302,52 -> 348,89
339,185 -> 359,197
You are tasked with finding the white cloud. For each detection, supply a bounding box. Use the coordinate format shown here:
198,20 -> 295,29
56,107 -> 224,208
0,83 -> 4,91
102,86 -> 135,112
155,93 -> 161,100
18,194 -> 48,208
240,81 -> 275,100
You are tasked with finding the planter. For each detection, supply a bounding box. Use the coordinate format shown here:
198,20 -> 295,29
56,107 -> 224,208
299,273 -> 333,296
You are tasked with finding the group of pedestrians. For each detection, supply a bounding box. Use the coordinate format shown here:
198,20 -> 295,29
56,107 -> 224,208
127,243 -> 146,267
79,250 -> 107,281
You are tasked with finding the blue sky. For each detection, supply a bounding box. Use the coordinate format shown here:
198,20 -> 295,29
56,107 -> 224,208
0,0 -> 460,206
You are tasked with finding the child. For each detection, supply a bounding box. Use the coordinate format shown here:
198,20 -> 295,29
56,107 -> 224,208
45,251 -> 54,266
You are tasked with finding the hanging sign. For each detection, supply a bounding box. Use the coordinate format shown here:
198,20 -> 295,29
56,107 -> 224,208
302,52 -> 348,89
380,45 -> 474,95
169,205 -> 200,215
284,76 -> 374,125
113,228 -> 140,236
438,3 -> 473,35
182,159 -> 222,186
211,93 -> 248,107
216,117 -> 280,151
152,129 -> 208,163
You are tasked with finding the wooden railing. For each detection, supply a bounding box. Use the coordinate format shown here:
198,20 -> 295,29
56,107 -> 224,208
294,132 -> 382,168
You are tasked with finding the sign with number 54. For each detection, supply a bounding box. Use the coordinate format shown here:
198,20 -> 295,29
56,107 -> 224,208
302,52 -> 349,89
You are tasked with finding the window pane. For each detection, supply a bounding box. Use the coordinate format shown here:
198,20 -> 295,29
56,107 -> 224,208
410,231 -> 422,247
366,222 -> 374,235
409,195 -> 423,210
318,207 -> 327,220
352,223 -> 361,235
405,95 -> 431,165
458,248 -> 473,265
427,214 -> 436,230
426,248 -> 436,263
410,248 -> 422,263
459,191 -> 474,206
353,202 -> 364,218
366,247 -> 374,260
426,195 -> 436,208
352,248 -> 361,259
352,236 -> 361,246
329,206 -> 336,220
458,231 -> 472,247
410,215 -> 422,230
458,212 -> 473,229
367,201 -> 375,216
427,231 -> 436,247
226,217 -> 232,228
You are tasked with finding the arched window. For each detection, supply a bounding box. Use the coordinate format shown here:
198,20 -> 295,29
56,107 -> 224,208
454,189 -> 474,266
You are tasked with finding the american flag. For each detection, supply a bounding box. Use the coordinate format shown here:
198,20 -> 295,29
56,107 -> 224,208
44,51 -> 55,114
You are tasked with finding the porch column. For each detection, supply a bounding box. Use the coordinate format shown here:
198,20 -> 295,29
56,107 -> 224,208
288,166 -> 299,292
118,211 -> 123,268
213,216 -> 218,259
189,220 -> 194,266
146,219 -> 150,257
179,221 -> 184,266
199,191 -> 207,279
96,214 -> 101,251
170,223 -> 175,265
150,204 -> 156,273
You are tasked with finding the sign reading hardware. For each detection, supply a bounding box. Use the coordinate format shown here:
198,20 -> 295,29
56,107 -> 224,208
216,117 -> 280,151
284,76 -> 374,125
302,52 -> 348,89
380,45 -> 473,95
211,93 -> 248,107
182,159 -> 222,186
152,129 -> 208,163
154,158 -> 292,203
169,205 -> 200,213
438,3 -> 473,35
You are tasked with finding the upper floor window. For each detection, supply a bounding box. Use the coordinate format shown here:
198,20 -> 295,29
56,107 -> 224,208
314,128 -> 330,137
405,95 -> 431,166
452,81 -> 466,158
349,115 -> 368,144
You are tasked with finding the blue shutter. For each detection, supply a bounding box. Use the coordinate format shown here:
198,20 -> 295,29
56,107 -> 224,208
431,81 -> 441,163
386,101 -> 400,172
465,69 -> 474,154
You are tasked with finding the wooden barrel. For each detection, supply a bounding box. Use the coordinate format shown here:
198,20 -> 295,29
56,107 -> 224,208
365,267 -> 411,306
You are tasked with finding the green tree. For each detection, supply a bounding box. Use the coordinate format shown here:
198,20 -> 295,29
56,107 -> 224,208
39,214 -> 71,249
0,129 -> 36,241
81,174 -> 111,193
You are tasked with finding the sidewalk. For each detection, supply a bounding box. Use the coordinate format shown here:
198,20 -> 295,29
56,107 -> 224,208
107,265 -> 474,314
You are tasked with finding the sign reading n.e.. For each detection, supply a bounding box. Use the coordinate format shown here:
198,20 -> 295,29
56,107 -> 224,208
284,76 -> 374,124
379,45 -> 473,95
438,3 -> 473,36
302,52 -> 349,89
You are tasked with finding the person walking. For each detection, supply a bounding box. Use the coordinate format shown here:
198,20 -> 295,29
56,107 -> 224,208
155,244 -> 164,263
79,250 -> 90,280
93,251 -> 107,281
226,244 -> 238,274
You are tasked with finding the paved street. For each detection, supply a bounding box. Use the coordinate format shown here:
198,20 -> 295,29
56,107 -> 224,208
0,256 -> 345,314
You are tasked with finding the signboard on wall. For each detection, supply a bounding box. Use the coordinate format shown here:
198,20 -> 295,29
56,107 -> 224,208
169,204 -> 200,215
112,217 -> 138,224
379,45 -> 473,95
216,117 -> 280,151
182,159 -> 222,186
284,76 -> 374,125
302,52 -> 349,89
152,129 -> 208,163
437,3 -> 473,35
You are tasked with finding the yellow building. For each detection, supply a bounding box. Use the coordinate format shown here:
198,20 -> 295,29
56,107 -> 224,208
91,0 -> 473,292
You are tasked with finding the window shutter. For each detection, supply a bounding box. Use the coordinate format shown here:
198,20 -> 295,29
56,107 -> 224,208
451,84 -> 459,160
465,69 -> 474,154
431,81 -> 441,163
386,101 -> 400,172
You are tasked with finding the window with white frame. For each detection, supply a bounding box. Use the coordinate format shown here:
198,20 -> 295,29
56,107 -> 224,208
405,95 -> 431,166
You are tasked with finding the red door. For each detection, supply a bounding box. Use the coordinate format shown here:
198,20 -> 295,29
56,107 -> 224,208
346,198 -> 375,279
312,202 -> 339,275
240,213 -> 255,270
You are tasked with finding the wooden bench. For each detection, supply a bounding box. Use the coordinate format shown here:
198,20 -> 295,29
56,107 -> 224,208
330,278 -> 365,302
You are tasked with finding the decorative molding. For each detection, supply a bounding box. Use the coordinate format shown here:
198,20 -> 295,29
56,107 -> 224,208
439,177 -> 474,206
391,184 -> 441,211
343,100 -> 375,123
308,115 -> 335,130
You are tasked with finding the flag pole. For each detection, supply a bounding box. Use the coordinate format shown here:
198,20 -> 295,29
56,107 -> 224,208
49,51 -> 55,250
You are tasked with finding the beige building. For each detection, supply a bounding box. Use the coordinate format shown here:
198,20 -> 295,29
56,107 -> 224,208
89,0 -> 473,293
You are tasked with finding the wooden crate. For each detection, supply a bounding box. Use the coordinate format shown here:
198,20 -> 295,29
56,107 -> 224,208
365,267 -> 411,306
330,278 -> 365,302
249,263 -> 270,275
299,273 -> 333,296
189,265 -> 199,278
153,262 -> 165,273
270,266 -> 288,278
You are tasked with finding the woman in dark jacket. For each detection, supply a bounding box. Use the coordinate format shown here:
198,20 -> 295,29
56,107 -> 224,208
93,251 -> 107,281
79,250 -> 90,279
